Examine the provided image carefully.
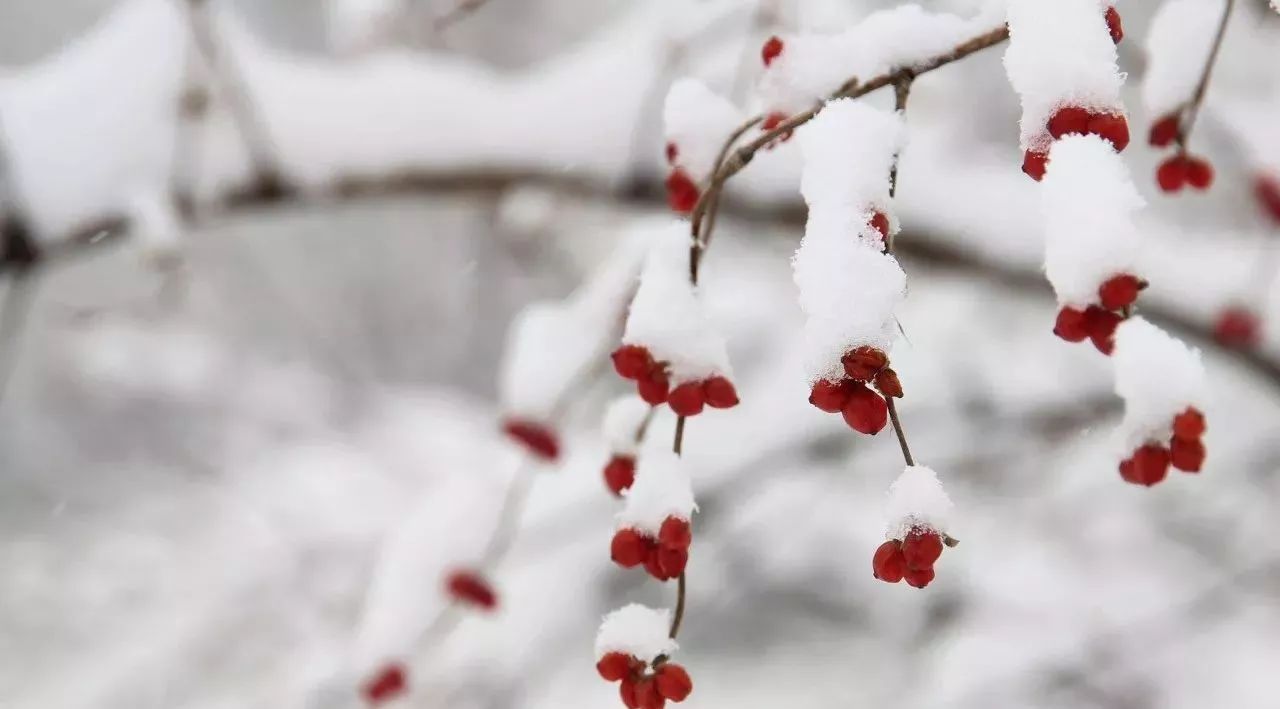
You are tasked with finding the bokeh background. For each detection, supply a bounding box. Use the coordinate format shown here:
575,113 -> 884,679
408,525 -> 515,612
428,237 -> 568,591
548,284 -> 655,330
2,1 -> 1279,707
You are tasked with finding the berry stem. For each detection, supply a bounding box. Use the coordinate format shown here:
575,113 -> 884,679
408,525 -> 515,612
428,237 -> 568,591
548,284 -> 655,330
668,572 -> 687,639
885,397 -> 915,467
1177,0 -> 1235,151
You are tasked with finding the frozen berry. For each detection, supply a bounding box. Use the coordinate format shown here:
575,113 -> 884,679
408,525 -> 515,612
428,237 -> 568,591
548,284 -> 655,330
635,678 -> 665,709
620,677 -> 641,709
1172,407 -> 1206,441
1118,457 -> 1139,485
869,211 -> 890,241
611,529 -> 649,568
665,169 -> 699,214
842,383 -> 888,435
659,516 -> 692,551
1170,437 -> 1205,472
612,344 -> 653,380
872,540 -> 906,583
1214,305 -> 1260,348
638,370 -> 671,405
446,570 -> 497,610
1088,113 -> 1130,151
597,652 -> 633,682
1104,6 -> 1123,43
655,663 -> 693,702
362,663 -> 407,705
901,529 -> 943,570
1048,106 -> 1091,139
842,346 -> 888,382
1157,156 -> 1189,193
604,455 -> 636,497
1054,306 -> 1089,343
703,376 -> 740,408
668,381 -> 706,417
1098,274 -> 1143,310
643,550 -> 670,581
1022,150 -> 1048,181
1130,444 -> 1171,486
904,565 -> 936,589
874,368 -> 903,398
1148,114 -> 1179,147
656,546 -> 689,578
501,419 -> 559,461
1186,157 -> 1214,190
762,36 -> 784,67
808,379 -> 848,413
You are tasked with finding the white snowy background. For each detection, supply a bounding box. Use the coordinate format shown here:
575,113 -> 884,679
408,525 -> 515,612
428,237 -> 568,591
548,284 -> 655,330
2,1 -> 1280,708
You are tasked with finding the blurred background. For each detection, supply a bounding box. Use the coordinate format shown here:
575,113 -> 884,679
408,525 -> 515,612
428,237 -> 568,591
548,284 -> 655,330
1,1 -> 1279,707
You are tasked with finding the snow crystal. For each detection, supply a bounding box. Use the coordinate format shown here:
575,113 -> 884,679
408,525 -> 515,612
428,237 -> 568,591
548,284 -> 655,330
796,99 -> 903,211
594,604 -> 677,662
616,448 -> 696,536
1112,318 -> 1206,448
603,396 -> 652,456
884,465 -> 953,540
1003,0 -> 1125,152
1040,135 -> 1145,308
1142,0 -> 1226,120
663,78 -> 744,179
622,222 -> 732,384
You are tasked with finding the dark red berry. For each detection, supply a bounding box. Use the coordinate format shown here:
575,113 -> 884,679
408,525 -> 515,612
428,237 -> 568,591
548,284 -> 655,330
901,529 -> 943,570
1254,174 -> 1280,223
1098,274 -> 1143,310
1048,106 -> 1091,139
635,678 -> 665,709
1149,114 -> 1179,147
903,565 -> 936,589
445,570 -> 497,610
668,381 -> 706,417
655,663 -> 693,702
659,516 -> 692,551
637,370 -> 671,405
1119,456 -> 1139,484
1022,150 -> 1048,181
869,211 -> 890,241
1054,306 -> 1089,343
501,419 -> 559,460
612,345 -> 653,380
842,346 -> 888,382
702,376 -> 739,408
1130,444 -> 1171,486
1172,407 -> 1206,441
872,540 -> 906,583
1088,113 -> 1130,151
597,652 -> 633,682
362,663 -> 407,705
620,677 -> 640,709
643,548 -> 670,581
874,368 -> 903,399
808,379 -> 848,413
604,455 -> 636,497
1214,305 -> 1260,348
1084,306 -> 1122,355
762,35 -> 784,67
1104,6 -> 1123,44
1186,157 -> 1214,190
656,546 -> 688,578
611,529 -> 649,568
665,169 -> 699,214
1157,156 -> 1189,193
1170,436 -> 1205,473
842,384 -> 888,435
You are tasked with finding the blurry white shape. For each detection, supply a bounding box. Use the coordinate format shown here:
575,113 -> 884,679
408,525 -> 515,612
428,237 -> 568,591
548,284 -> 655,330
595,603 -> 677,663
327,0 -> 409,55
126,186 -> 183,268
1142,0 -> 1226,121
796,98 -> 902,213
603,396 -> 652,456
663,78 -> 745,178
495,185 -> 559,239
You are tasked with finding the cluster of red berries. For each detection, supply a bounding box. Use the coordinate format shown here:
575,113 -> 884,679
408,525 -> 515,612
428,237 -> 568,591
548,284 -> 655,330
501,418 -> 559,461
1148,113 -> 1214,193
1022,105 -> 1131,181
663,143 -> 700,214
1052,273 -> 1146,354
445,569 -> 498,611
872,527 -> 945,589
362,663 -> 408,705
611,344 -> 740,415
610,516 -> 692,581
1119,407 -> 1206,486
807,346 -> 902,435
1214,304 -> 1261,349
603,454 -> 637,497
597,654 -> 693,709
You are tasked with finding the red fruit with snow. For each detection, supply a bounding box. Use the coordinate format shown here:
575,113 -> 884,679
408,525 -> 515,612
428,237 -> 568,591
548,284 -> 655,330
665,169 -> 700,214
659,516 -> 692,550
872,540 -> 906,583
808,379 -> 848,413
612,344 -> 655,380
604,455 -> 637,497
1172,407 -> 1206,441
842,346 -> 888,382
901,528 -> 944,570
869,211 -> 890,242
1104,6 -> 1123,44
446,570 -> 498,610
1087,113 -> 1129,151
667,382 -> 705,417
611,529 -> 650,568
1214,305 -> 1261,349
1054,306 -> 1089,342
1022,150 -> 1048,181
637,370 -> 671,405
1098,274 -> 1143,310
702,376 -> 740,408
362,663 -> 407,705
1170,437 -> 1205,472
501,419 -> 559,461
841,383 -> 888,435
1148,114 -> 1179,147
761,35 -> 784,67
1048,106 -> 1091,139
655,663 -> 693,702
597,652 -> 634,682
1084,306 -> 1122,355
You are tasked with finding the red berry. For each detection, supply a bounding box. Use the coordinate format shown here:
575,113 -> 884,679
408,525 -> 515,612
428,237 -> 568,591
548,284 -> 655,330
597,652 -> 633,682
668,381 -> 706,417
1054,306 -> 1089,342
903,565 -> 936,589
842,346 -> 888,382
611,529 -> 649,568
636,678 -> 666,709
1022,150 -> 1048,181
362,663 -> 407,705
869,211 -> 890,241
1157,156 -> 1189,193
620,677 -> 641,709
1214,305 -> 1261,348
1254,174 -> 1280,223
643,549 -> 670,581
657,546 -> 689,578
874,367 -> 903,399
1149,114 -> 1180,147
1170,436 -> 1206,473
842,383 -> 888,435
808,379 -> 848,413
872,540 -> 906,583
665,169 -> 699,214
665,142 -> 678,165
901,529 -> 944,570
1098,274 -> 1143,310
604,455 -> 636,497
762,35 -> 784,67
1047,106 -> 1091,139
501,419 -> 559,460
637,369 -> 671,405
1172,407 -> 1206,442
1088,113 -> 1130,151
1129,444 -> 1171,486
702,376 -> 739,408
1186,157 -> 1214,190
1118,456 -> 1139,484
655,663 -> 693,702
1104,6 -> 1123,44
659,516 -> 692,551
445,570 -> 497,610
612,344 -> 653,380
1084,306 -> 1122,355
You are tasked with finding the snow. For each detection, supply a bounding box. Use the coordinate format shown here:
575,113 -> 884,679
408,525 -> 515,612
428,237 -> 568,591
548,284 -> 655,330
326,0 -> 407,55
1040,135 -> 1145,308
125,186 -> 183,263
622,221 -> 732,384
663,78 -> 744,180
1111,317 -> 1206,448
594,604 -> 677,663
616,448 -> 696,536
796,99 -> 903,214
884,465 -> 954,540
1142,0 -> 1226,121
603,396 -> 652,456
1003,0 -> 1125,152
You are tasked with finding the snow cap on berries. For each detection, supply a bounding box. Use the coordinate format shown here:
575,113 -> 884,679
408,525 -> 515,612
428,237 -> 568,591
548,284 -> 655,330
595,604 -> 677,664
797,99 -> 903,211
622,222 -> 732,384
603,396 -> 652,456
1003,0 -> 1125,152
1041,135 -> 1144,308
1112,317 -> 1206,448
616,448 -> 696,537
884,465 -> 954,540
663,78 -> 745,179
1142,0 -> 1225,120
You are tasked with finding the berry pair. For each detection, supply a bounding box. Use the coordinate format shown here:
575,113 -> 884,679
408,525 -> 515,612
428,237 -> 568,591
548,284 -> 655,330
445,570 -> 498,611
1052,274 -> 1145,354
1148,112 -> 1214,192
807,346 -> 901,435
610,516 -> 692,581
597,654 -> 693,709
501,418 -> 560,461
1118,407 -> 1206,486
872,528 -> 945,589
1022,107 -> 1130,181
603,454 -> 637,497
611,344 -> 740,414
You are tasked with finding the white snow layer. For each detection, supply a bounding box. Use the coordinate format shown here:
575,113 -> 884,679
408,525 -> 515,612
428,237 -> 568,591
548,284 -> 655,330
603,397 -> 652,456
1041,135 -> 1144,308
797,99 -> 903,212
616,448 -> 696,536
1003,0 -> 1125,151
1142,0 -> 1227,120
1112,318 -> 1206,448
663,78 -> 745,179
884,465 -> 954,540
622,222 -> 732,384
595,604 -> 677,663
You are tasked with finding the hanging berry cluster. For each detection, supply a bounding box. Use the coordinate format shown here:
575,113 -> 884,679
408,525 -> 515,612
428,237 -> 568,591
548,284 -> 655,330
596,605 -> 693,709
874,466 -> 955,589
612,345 -> 739,415
807,346 -> 902,435
662,79 -> 744,214
1119,407 -> 1206,486
608,449 -> 696,582
1052,273 -> 1146,354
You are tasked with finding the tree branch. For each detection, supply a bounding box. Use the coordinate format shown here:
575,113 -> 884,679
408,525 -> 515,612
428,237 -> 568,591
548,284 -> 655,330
1177,0 -> 1235,150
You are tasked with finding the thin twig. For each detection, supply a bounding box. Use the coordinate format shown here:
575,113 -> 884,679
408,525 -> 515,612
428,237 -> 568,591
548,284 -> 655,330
885,398 -> 915,467
668,572 -> 687,639
1177,0 -> 1235,150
